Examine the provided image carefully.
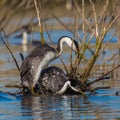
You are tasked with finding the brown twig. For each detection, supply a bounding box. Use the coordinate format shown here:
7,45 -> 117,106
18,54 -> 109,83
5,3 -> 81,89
59,56 -> 69,74
0,30 -> 20,72
0,90 -> 21,97
98,64 -> 120,79
5,84 -> 21,88
89,0 -> 98,38
34,0 -> 45,44
90,86 -> 110,93
87,76 -> 110,85
88,64 -> 120,85
44,21 -> 54,44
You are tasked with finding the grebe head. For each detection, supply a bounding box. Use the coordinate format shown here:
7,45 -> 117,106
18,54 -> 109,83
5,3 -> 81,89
57,36 -> 79,55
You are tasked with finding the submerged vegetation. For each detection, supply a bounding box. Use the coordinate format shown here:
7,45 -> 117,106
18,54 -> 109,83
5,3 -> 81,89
0,0 -> 120,96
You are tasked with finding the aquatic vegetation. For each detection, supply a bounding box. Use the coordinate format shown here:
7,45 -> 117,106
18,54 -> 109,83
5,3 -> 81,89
43,0 -> 120,94
0,0 -> 120,96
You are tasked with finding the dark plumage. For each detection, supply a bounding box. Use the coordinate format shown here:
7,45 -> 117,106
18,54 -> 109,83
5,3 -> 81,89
22,66 -> 81,95
35,66 -> 67,95
20,43 -> 56,89
20,36 -> 79,95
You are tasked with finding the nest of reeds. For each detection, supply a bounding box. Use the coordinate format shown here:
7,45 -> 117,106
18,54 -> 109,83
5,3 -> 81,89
0,0 -> 120,96
51,0 -> 120,95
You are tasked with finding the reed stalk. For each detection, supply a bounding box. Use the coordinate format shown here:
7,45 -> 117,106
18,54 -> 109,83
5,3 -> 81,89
65,0 -> 120,89
79,0 -> 119,83
0,29 -> 20,72
34,0 -> 45,44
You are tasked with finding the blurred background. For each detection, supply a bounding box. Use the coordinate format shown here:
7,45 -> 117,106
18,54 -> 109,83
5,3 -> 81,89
0,0 -> 120,36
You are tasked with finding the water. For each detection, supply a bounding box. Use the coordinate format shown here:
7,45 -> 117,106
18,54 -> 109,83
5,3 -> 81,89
9,28 -> 118,45
0,29 -> 120,120
0,91 -> 120,120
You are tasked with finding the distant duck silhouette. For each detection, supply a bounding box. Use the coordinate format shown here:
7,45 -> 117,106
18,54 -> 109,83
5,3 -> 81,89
21,31 -> 41,46
15,30 -> 42,53
14,25 -> 41,46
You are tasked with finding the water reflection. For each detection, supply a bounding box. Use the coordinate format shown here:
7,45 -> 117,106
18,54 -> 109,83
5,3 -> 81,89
21,95 -> 84,120
20,93 -> 120,120
0,91 -> 120,120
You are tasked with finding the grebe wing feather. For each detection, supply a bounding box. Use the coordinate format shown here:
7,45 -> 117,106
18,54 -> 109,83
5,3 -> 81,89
38,66 -> 67,93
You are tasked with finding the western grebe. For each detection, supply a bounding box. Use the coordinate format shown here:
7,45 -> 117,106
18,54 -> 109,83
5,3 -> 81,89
20,36 -> 79,94
33,66 -> 80,95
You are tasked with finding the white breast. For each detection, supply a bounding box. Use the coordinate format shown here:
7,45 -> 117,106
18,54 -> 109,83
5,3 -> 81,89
34,52 -> 56,86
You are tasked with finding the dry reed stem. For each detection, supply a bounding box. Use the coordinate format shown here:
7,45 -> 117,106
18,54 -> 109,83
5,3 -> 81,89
43,20 -> 69,74
106,13 -> 120,32
0,30 -> 20,72
89,0 -> 98,39
80,0 -> 119,83
100,0 -> 109,32
102,33 -> 116,51
34,0 -> 45,44
59,56 -> 69,75
91,86 -> 110,93
82,0 -> 85,34
88,64 -> 120,85
52,13 -> 93,58
51,14 -> 71,32
89,53 -> 117,78
70,9 -> 79,75
44,21 -> 54,44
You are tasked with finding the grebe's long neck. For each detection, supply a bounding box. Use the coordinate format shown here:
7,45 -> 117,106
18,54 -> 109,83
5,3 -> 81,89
57,36 -> 75,56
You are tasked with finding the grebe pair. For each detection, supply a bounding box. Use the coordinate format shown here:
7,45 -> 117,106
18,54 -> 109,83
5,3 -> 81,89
20,36 -> 80,95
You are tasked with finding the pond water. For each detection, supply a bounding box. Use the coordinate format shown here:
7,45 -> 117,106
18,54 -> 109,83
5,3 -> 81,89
0,90 -> 120,120
0,30 -> 120,120
0,91 -> 120,120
